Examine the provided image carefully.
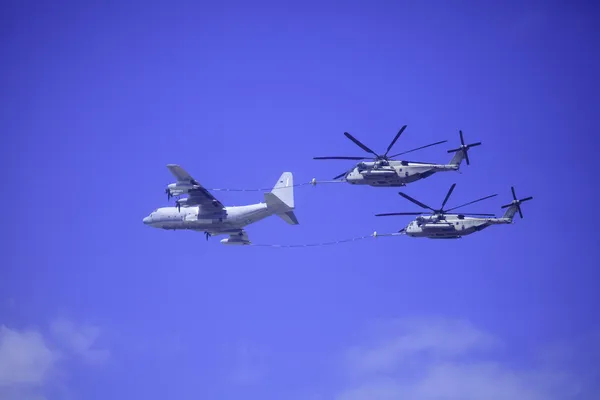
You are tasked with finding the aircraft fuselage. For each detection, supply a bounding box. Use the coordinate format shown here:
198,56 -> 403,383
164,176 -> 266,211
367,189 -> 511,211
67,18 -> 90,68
345,160 -> 458,187
143,204 -> 274,234
403,215 -> 511,239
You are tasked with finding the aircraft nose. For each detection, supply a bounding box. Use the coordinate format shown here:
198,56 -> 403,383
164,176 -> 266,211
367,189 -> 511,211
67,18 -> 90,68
143,216 -> 151,224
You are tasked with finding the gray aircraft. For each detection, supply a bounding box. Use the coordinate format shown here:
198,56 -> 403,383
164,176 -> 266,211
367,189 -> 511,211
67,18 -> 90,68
375,184 -> 533,239
313,127 -> 481,187
143,165 -> 298,245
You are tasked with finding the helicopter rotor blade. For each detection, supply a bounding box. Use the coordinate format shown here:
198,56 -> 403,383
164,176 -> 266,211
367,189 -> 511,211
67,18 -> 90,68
384,125 -> 407,156
460,130 -> 465,146
441,183 -> 457,209
445,193 -> 498,213
511,186 -> 517,201
333,171 -> 348,180
343,132 -> 380,158
398,192 -> 436,212
375,212 -> 425,216
456,212 -> 497,216
313,156 -> 370,160
520,196 -> 533,202
389,140 -> 448,158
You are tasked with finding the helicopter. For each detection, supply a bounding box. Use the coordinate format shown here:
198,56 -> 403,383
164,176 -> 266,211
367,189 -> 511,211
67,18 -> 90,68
313,126 -> 482,187
375,184 -> 533,239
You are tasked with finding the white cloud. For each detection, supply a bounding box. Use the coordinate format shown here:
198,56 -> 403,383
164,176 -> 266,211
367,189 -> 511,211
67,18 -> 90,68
50,318 -> 109,366
345,317 -> 497,376
335,317 -> 597,400
0,326 -> 59,387
0,318 -> 109,399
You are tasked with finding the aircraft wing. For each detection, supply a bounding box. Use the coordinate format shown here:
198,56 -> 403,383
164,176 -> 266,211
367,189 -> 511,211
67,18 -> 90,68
166,164 -> 225,210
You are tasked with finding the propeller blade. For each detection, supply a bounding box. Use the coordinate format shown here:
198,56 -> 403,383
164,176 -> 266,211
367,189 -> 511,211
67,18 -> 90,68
447,147 -> 461,153
343,132 -> 379,158
459,130 -> 465,146
205,232 -> 210,241
511,186 -> 517,200
313,156 -> 369,160
467,142 -> 482,148
445,193 -> 498,213
518,205 -> 523,219
500,203 -> 512,209
464,150 -> 471,165
375,212 -> 425,216
398,192 -> 436,212
384,125 -> 407,156
389,140 -> 448,158
441,183 -> 457,209
520,196 -> 533,202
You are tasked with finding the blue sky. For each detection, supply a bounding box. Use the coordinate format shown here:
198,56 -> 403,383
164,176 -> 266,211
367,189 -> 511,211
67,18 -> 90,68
1,1 -> 599,399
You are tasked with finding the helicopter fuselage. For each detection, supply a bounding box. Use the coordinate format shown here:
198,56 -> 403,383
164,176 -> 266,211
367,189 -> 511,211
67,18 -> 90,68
403,214 -> 511,239
345,160 -> 458,187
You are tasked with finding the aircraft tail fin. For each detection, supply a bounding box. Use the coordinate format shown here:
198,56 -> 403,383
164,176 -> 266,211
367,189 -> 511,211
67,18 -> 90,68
264,172 -> 299,225
501,205 -> 519,221
268,172 -> 294,209
449,149 -> 467,167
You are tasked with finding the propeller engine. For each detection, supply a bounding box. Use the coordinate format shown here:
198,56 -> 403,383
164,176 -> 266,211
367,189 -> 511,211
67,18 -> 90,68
501,186 -> 533,218
446,130 -> 481,165
175,198 -> 189,212
313,125 -> 448,179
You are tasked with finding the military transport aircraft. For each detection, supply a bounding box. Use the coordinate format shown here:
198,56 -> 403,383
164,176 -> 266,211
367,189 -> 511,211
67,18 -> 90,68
143,165 -> 298,245
313,127 -> 481,187
375,184 -> 533,239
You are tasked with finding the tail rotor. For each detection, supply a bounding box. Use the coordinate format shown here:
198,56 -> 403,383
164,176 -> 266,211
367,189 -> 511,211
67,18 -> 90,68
501,186 -> 533,219
447,130 -> 482,165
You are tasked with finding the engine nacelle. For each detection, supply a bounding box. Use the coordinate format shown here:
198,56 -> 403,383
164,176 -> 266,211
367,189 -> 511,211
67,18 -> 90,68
220,238 -> 250,246
167,182 -> 196,195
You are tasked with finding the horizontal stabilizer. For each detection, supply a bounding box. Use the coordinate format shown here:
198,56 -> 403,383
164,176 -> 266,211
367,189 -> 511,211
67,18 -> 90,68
278,211 -> 299,225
